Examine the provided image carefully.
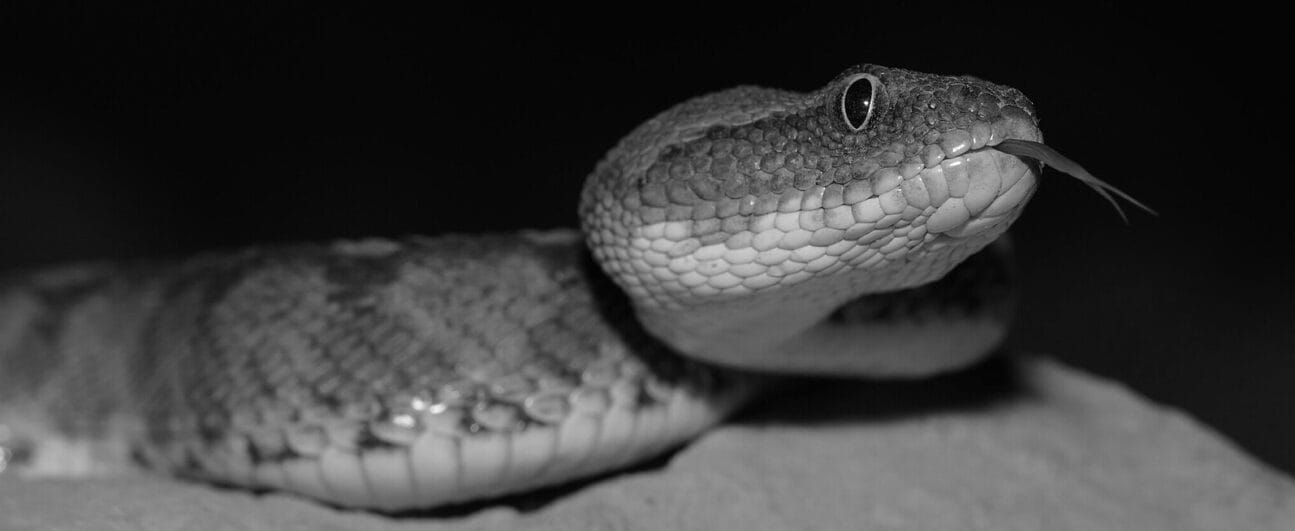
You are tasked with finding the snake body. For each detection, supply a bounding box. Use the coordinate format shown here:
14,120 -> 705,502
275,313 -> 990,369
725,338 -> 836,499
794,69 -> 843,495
0,64 -> 1100,510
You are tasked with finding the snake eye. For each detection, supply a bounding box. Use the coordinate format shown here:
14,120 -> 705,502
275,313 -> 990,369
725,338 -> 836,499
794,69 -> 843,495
841,74 -> 880,132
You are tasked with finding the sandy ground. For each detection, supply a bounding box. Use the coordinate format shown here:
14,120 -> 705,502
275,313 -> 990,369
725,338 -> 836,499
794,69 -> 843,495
3,356 -> 1292,530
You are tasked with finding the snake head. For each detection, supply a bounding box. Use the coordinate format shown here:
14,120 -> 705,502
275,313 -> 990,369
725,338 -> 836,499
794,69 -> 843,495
580,64 -> 1054,372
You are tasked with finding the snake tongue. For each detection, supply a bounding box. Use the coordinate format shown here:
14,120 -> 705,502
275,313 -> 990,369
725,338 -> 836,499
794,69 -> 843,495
993,139 -> 1157,223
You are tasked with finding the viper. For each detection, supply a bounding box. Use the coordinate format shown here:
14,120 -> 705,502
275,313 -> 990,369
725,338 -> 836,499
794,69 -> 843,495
0,64 -> 1149,510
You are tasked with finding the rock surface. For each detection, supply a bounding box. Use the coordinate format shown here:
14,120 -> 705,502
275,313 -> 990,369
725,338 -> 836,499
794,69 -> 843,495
3,356 -> 1292,530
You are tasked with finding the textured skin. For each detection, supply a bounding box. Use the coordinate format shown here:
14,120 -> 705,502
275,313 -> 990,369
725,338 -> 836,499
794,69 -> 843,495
1,64 -> 1043,510
1,233 -> 753,509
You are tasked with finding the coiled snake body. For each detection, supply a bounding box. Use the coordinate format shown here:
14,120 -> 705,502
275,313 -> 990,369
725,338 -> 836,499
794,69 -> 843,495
0,64 -> 1142,510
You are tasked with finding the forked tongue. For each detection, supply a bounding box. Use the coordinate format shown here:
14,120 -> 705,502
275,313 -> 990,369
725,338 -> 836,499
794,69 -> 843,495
994,139 -> 1157,223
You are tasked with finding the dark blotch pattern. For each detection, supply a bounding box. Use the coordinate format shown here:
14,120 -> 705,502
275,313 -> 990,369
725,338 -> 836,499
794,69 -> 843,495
125,234 -> 734,469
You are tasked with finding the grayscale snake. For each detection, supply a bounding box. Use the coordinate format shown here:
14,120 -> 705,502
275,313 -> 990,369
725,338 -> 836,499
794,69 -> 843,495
0,64 -> 1149,510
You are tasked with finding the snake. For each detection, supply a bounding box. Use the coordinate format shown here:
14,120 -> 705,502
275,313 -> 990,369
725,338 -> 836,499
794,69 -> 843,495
0,64 -> 1150,511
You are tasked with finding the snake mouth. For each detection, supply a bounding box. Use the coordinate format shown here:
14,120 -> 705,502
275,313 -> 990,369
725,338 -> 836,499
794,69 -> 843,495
911,137 -> 1042,240
918,113 -> 1155,241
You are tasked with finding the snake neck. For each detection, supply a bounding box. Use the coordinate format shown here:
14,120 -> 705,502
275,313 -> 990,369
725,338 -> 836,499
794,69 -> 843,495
631,223 -> 1018,376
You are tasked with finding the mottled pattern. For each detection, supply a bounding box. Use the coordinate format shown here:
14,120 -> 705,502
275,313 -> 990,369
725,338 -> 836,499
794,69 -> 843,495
139,233 -> 752,507
0,233 -> 752,508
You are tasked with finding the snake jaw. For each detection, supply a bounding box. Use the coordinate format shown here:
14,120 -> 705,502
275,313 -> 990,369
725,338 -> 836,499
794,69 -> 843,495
922,124 -> 1044,241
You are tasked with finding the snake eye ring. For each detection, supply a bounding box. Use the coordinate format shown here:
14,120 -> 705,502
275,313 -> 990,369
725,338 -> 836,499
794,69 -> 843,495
840,73 -> 880,132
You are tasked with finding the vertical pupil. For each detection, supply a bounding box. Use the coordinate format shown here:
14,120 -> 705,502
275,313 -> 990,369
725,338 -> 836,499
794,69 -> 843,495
844,80 -> 873,130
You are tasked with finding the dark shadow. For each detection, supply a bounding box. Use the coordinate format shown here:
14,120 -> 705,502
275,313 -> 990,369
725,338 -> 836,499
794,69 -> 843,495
734,351 -> 1028,426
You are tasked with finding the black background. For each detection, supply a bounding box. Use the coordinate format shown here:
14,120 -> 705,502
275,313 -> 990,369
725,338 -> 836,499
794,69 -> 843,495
1,6 -> 1291,474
